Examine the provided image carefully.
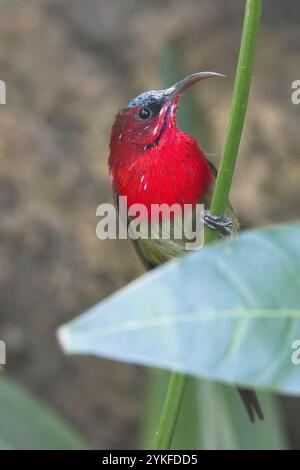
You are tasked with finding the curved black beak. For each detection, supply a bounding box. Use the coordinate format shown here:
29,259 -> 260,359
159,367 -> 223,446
163,71 -> 225,101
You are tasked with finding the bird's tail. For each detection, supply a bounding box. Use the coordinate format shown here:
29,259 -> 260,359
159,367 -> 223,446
237,387 -> 264,423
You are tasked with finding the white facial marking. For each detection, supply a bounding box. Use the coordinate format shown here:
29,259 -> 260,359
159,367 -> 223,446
143,183 -> 148,190
141,175 -> 145,183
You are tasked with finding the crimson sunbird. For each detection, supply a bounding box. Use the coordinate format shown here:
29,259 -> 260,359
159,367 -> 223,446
108,72 -> 263,423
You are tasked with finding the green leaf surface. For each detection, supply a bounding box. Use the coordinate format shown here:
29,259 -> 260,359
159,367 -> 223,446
0,376 -> 90,449
58,223 -> 300,395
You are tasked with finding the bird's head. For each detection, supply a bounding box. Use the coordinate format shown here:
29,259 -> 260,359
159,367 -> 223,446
110,71 -> 224,152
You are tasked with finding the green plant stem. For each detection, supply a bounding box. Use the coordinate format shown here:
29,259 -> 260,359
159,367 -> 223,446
153,372 -> 186,450
153,0 -> 262,450
205,0 -> 262,243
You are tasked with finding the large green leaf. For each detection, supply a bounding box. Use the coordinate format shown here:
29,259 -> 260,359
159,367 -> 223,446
0,376 -> 90,449
58,223 -> 300,394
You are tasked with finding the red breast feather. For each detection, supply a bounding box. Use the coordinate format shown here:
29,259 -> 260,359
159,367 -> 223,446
109,118 -> 213,218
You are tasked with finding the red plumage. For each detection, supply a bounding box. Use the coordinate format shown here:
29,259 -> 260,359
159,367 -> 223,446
109,130 -> 212,213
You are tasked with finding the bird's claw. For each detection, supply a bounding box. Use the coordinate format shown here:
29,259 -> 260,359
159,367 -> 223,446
201,210 -> 233,237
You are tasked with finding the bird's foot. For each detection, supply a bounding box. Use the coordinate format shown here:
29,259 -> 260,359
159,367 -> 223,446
201,210 -> 233,237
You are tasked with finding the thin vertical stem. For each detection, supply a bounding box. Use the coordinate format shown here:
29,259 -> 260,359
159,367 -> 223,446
153,372 -> 186,450
205,0 -> 262,243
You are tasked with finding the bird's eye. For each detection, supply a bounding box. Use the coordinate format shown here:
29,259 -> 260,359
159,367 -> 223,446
137,107 -> 152,120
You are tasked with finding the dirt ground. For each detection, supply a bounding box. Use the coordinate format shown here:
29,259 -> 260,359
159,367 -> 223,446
0,0 -> 300,448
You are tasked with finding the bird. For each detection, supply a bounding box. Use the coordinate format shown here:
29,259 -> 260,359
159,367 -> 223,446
108,71 -> 264,423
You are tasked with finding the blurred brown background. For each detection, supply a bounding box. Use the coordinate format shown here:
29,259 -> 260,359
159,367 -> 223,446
0,0 -> 299,448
